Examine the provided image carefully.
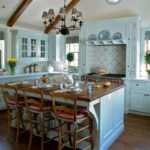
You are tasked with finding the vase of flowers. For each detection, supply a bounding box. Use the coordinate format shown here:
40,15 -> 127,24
7,58 -> 18,75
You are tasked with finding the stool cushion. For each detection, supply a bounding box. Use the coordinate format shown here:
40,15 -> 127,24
58,109 -> 89,119
29,104 -> 52,111
7,99 -> 25,105
78,109 -> 90,114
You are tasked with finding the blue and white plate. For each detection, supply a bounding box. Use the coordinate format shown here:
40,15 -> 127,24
89,34 -> 97,40
113,32 -> 122,39
99,30 -> 110,40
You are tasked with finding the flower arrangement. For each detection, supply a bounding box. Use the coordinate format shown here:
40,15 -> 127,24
7,58 -> 18,75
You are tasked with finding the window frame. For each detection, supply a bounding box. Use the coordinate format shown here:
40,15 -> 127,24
0,28 -> 7,69
140,27 -> 150,77
64,34 -> 80,69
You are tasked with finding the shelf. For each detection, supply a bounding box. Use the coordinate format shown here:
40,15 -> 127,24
83,39 -> 127,46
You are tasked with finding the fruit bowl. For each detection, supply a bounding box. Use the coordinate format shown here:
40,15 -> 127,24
103,81 -> 111,87
0,69 -> 8,76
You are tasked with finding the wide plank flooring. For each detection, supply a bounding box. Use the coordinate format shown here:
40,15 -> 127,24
0,110 -> 150,150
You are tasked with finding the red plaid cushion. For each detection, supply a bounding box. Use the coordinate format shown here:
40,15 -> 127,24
7,99 -> 25,105
29,104 -> 52,111
58,109 -> 89,119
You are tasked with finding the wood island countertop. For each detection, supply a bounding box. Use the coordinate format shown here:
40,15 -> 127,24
76,83 -> 125,102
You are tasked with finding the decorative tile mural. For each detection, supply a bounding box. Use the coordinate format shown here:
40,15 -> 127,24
86,45 -> 126,74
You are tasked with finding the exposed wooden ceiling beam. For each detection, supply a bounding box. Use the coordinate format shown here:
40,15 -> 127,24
7,0 -> 33,27
44,0 -> 80,34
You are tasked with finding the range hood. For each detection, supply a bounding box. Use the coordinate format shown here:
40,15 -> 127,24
83,39 -> 127,46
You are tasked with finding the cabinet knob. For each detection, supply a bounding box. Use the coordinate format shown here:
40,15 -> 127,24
136,84 -> 139,86
147,94 -> 149,96
145,94 -> 147,96
128,65 -> 130,68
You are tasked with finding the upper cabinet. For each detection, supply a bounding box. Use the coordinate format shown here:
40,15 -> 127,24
11,30 -> 48,61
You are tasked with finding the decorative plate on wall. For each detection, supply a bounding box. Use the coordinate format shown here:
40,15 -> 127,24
89,34 -> 97,40
113,32 -> 122,39
99,30 -> 110,40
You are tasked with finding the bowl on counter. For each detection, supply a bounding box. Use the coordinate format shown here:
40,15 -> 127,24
0,69 -> 8,76
103,81 -> 111,87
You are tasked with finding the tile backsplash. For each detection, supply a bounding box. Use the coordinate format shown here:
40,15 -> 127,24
86,45 -> 126,74
15,61 -> 49,74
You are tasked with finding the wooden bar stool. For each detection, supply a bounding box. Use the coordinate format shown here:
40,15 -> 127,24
50,92 -> 94,150
23,87 -> 58,150
1,84 -> 27,143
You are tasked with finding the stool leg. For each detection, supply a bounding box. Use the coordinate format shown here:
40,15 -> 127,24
7,106 -> 11,140
28,112 -> 33,150
89,118 -> 94,150
41,115 -> 45,150
67,122 -> 72,146
20,107 -> 25,129
16,107 -> 20,143
58,119 -> 62,150
73,125 -> 77,150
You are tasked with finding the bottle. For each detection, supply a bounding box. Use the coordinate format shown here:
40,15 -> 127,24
35,64 -> 39,72
24,66 -> 27,73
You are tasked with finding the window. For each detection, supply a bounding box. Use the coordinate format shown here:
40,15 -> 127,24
144,31 -> 150,71
66,36 -> 79,67
0,31 -> 5,68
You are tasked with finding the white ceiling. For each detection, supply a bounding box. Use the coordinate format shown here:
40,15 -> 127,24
1,0 -> 150,30
0,0 -> 22,19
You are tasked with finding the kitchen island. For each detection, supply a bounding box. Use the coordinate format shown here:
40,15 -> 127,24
1,80 -> 124,150
70,83 -> 125,150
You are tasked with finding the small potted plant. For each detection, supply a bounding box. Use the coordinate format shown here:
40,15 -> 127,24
67,52 -> 74,72
145,53 -> 150,78
7,58 -> 18,75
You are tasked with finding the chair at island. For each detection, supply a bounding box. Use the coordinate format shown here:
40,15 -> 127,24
23,87 -> 58,150
1,84 -> 27,143
50,92 -> 94,150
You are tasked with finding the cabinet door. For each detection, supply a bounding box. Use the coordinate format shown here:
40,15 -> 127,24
39,39 -> 48,59
19,37 -> 29,58
129,89 -> 147,113
30,38 -> 38,58
101,94 -> 114,142
126,23 -> 137,77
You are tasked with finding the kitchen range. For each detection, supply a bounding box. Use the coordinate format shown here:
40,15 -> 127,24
82,73 -> 126,84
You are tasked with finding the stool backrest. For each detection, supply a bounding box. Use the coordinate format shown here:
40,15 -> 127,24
1,84 -> 18,104
23,88 -> 44,111
50,92 -> 78,122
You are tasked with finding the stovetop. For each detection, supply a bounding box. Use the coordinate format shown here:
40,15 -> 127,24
101,74 -> 125,78
87,73 -> 125,79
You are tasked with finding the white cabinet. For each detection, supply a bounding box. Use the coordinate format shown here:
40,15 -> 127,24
48,34 -> 65,61
100,88 -> 124,150
125,79 -> 150,115
129,89 -> 147,113
11,30 -> 48,61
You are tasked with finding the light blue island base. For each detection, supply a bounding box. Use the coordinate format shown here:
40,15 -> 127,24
92,87 -> 124,150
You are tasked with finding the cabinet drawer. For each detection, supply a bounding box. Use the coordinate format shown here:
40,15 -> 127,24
130,81 -> 146,89
0,78 -> 11,83
146,83 -> 150,89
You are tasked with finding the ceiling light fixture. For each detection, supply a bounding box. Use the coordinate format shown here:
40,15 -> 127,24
42,0 -> 83,35
105,0 -> 121,5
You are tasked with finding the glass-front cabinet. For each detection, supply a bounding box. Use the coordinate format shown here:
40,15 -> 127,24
30,38 -> 37,58
21,37 -> 28,57
11,30 -> 48,61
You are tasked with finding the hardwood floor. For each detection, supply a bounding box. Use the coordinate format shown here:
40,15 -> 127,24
0,110 -> 150,150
